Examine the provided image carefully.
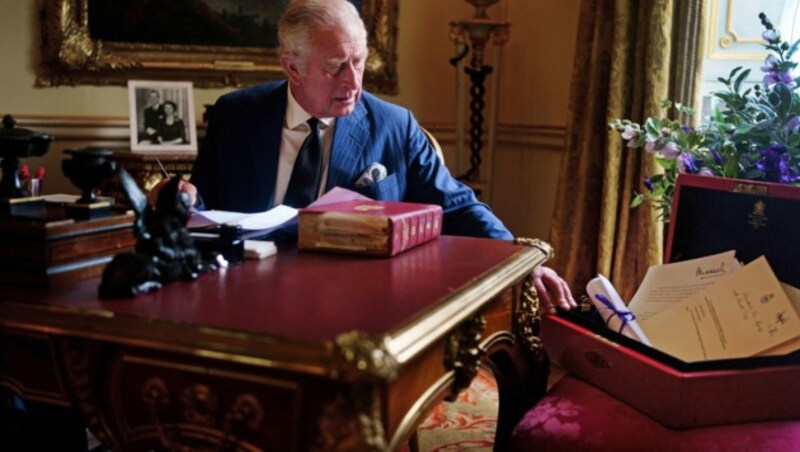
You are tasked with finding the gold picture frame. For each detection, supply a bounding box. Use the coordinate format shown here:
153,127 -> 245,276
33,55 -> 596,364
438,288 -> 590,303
37,0 -> 398,94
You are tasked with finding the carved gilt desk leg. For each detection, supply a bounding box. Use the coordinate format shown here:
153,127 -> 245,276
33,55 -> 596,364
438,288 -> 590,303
484,238 -> 552,451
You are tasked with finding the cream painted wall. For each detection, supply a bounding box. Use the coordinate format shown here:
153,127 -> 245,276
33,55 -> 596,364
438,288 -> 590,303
0,0 -> 579,239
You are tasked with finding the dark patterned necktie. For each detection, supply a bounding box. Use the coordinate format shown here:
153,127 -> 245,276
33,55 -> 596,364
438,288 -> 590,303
284,118 -> 322,208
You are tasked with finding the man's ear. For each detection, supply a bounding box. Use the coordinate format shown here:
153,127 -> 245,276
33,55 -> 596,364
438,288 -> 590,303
280,53 -> 302,83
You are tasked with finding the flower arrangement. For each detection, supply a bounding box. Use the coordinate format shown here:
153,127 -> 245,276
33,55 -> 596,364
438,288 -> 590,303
609,13 -> 800,222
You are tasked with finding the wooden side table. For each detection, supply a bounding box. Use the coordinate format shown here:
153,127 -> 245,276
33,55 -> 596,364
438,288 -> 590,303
101,151 -> 196,205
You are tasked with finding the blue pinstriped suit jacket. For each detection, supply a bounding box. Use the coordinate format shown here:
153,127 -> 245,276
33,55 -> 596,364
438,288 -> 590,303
190,80 -> 512,239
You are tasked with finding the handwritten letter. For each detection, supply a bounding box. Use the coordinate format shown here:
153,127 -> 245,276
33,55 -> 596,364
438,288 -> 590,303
641,257 -> 800,362
629,251 -> 741,323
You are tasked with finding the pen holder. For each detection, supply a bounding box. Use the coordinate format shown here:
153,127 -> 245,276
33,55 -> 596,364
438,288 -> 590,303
0,115 -> 51,215
25,178 -> 41,197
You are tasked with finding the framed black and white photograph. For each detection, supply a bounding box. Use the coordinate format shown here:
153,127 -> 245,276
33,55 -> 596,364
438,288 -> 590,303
128,80 -> 197,152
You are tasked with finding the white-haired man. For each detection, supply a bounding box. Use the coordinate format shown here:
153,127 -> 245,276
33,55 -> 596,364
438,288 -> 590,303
164,0 -> 575,312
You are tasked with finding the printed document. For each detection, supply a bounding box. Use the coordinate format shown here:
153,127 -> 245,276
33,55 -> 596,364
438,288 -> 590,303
641,257 -> 800,362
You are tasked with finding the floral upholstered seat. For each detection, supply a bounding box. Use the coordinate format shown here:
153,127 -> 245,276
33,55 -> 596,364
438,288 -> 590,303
510,375 -> 800,451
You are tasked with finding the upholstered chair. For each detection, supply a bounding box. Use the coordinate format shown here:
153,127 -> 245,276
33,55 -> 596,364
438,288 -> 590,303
509,319 -> 800,451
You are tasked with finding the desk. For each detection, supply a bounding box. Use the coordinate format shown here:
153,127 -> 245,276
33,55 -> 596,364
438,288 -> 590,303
101,151 -> 196,206
0,236 -> 551,451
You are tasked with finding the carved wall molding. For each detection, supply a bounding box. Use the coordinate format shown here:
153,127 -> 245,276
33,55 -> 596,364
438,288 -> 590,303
425,123 -> 566,151
706,0 -> 798,61
5,114 -> 566,151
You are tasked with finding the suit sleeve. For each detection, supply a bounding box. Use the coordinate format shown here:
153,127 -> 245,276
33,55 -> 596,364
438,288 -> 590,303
401,112 -> 513,240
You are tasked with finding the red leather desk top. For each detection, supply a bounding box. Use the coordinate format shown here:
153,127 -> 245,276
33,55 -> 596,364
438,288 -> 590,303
1,236 -> 526,342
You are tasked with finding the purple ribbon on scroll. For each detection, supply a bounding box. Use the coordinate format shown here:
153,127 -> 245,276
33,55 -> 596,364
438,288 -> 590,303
594,293 -> 637,335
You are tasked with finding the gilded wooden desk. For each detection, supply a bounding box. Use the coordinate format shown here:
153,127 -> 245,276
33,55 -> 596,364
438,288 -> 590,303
0,236 -> 551,451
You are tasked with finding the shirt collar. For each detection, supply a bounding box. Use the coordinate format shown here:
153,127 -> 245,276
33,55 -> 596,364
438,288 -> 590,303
286,85 -> 334,130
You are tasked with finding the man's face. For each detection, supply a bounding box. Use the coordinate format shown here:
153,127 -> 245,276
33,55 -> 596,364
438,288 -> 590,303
284,24 -> 368,118
148,91 -> 160,106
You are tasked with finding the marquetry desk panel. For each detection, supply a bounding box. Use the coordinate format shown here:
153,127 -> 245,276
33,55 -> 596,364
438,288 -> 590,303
0,236 -> 551,451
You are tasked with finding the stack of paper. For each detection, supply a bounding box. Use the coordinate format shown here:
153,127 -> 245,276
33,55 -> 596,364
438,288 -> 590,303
589,251 -> 800,362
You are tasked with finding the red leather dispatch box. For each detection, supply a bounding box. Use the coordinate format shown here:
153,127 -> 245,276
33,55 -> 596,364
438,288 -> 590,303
544,174 -> 800,429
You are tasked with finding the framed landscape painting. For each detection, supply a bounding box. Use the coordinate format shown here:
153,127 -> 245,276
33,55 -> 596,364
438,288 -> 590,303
37,0 -> 398,94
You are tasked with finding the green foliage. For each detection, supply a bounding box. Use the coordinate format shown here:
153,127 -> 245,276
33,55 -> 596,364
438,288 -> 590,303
608,14 -> 800,222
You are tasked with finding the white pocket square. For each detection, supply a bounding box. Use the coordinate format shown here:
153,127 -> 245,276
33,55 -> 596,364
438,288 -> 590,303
354,162 -> 388,187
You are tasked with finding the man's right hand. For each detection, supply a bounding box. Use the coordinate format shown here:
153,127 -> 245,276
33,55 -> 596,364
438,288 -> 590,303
148,178 -> 198,209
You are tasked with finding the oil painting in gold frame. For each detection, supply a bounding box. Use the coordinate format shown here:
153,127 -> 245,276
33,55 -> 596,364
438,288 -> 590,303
37,0 -> 398,94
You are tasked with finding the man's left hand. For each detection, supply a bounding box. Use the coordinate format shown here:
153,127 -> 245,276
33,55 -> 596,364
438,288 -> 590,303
532,266 -> 577,315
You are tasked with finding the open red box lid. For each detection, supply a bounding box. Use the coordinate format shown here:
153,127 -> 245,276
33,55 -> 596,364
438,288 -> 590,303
666,174 -> 800,286
543,174 -> 800,428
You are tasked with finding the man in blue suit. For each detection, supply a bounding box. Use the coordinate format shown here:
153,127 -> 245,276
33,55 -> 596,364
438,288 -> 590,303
175,0 -> 575,312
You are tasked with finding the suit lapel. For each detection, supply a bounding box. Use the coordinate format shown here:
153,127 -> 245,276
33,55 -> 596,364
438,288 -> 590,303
252,82 -> 287,209
327,100 -> 369,189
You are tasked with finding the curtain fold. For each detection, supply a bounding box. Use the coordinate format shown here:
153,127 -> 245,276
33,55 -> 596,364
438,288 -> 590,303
549,0 -> 707,301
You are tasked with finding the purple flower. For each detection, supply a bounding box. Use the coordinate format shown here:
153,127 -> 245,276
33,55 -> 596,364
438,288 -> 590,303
755,144 -> 796,182
785,116 -> 800,135
678,152 -> 699,174
711,148 -> 724,165
763,65 -> 794,87
698,168 -> 714,177
764,71 -> 780,87
762,54 -> 778,71
645,139 -> 657,153
775,151 -> 800,183
660,142 -> 680,160
644,177 -> 654,191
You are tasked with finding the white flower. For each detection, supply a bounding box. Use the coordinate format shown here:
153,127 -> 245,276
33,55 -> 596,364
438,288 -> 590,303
620,125 -> 637,140
763,29 -> 780,43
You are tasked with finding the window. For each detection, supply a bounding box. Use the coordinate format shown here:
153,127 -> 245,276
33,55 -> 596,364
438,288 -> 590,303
700,0 -> 800,118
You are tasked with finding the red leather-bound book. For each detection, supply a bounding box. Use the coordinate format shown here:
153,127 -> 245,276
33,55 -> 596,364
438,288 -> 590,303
298,200 -> 443,256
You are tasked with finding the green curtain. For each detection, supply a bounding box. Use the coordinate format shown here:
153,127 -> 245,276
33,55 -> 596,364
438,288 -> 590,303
549,0 -> 707,301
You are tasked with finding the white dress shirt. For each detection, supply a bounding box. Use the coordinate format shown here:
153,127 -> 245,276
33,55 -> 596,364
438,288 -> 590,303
273,87 -> 335,206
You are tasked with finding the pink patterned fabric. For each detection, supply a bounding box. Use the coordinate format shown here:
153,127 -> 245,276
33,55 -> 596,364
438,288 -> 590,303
511,376 -> 800,451
417,368 -> 498,451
